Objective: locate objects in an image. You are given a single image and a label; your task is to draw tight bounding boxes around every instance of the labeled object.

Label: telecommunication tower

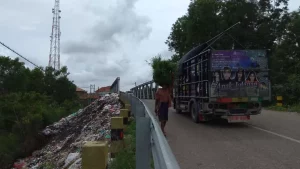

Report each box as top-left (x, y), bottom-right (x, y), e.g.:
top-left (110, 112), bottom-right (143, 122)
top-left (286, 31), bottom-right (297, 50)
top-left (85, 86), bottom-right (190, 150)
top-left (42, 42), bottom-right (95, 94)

top-left (48, 0), bottom-right (61, 70)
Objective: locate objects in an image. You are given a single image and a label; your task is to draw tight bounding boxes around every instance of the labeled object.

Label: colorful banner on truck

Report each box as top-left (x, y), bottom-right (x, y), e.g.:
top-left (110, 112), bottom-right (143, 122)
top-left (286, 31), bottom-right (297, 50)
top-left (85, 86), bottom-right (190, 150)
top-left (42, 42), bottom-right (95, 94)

top-left (210, 50), bottom-right (270, 99)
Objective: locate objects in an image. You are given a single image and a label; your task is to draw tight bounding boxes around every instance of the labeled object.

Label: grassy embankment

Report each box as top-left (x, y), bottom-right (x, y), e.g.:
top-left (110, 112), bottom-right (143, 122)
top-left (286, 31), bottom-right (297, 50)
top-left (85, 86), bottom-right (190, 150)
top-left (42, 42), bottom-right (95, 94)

top-left (109, 120), bottom-right (154, 169)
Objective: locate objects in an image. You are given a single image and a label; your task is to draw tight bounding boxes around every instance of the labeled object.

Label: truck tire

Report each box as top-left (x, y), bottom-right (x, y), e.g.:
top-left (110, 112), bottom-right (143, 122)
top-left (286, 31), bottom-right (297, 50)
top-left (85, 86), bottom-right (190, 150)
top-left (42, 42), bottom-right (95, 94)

top-left (191, 102), bottom-right (200, 123)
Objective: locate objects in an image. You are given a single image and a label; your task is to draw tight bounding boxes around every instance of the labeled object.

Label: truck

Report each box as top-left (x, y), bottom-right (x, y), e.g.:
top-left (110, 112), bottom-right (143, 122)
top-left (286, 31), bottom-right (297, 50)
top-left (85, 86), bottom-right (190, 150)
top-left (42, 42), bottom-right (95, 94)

top-left (173, 43), bottom-right (271, 123)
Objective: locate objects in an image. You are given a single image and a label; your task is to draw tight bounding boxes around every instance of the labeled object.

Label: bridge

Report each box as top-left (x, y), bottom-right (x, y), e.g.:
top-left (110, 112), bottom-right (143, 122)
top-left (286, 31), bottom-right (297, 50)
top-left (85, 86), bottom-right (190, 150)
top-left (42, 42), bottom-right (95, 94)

top-left (113, 78), bottom-right (300, 169)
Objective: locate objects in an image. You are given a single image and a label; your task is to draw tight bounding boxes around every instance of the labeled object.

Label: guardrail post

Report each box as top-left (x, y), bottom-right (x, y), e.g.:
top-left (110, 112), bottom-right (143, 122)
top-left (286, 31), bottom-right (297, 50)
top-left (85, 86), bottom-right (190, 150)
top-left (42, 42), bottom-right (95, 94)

top-left (110, 117), bottom-right (125, 157)
top-left (276, 96), bottom-right (283, 106)
top-left (141, 87), bottom-right (143, 99)
top-left (136, 105), bottom-right (151, 169)
top-left (125, 104), bottom-right (131, 117)
top-left (120, 109), bottom-right (129, 125)
top-left (146, 85), bottom-right (149, 99)
top-left (138, 87), bottom-right (140, 99)
top-left (143, 86), bottom-right (146, 99)
top-left (150, 82), bottom-right (154, 99)
top-left (82, 141), bottom-right (108, 169)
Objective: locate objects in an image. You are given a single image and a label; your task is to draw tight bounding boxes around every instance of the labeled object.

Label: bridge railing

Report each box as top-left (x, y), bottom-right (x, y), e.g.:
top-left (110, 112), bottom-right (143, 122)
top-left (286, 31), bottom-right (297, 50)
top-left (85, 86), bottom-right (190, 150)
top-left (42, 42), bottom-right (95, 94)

top-left (130, 80), bottom-right (158, 99)
top-left (121, 91), bottom-right (180, 169)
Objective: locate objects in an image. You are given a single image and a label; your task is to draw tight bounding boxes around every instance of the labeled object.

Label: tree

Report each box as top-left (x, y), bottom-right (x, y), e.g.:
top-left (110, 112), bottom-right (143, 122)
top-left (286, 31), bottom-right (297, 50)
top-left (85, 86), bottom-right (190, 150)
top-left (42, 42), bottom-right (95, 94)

top-left (166, 0), bottom-right (290, 60)
top-left (149, 54), bottom-right (177, 86)
top-left (27, 68), bottom-right (45, 93)
top-left (0, 56), bottom-right (79, 168)
top-left (0, 57), bottom-right (30, 94)
top-left (271, 9), bottom-right (300, 104)
top-left (165, 0), bottom-right (300, 104)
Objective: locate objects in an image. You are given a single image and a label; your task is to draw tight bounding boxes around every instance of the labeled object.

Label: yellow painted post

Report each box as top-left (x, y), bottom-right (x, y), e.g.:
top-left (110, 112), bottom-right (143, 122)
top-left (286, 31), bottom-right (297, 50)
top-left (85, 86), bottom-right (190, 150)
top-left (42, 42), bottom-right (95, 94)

top-left (120, 109), bottom-right (129, 118)
top-left (120, 109), bottom-right (129, 125)
top-left (125, 104), bottom-right (131, 117)
top-left (125, 104), bottom-right (131, 111)
top-left (110, 117), bottom-right (124, 157)
top-left (82, 141), bottom-right (108, 169)
top-left (111, 117), bottom-right (124, 130)
top-left (276, 96), bottom-right (283, 106)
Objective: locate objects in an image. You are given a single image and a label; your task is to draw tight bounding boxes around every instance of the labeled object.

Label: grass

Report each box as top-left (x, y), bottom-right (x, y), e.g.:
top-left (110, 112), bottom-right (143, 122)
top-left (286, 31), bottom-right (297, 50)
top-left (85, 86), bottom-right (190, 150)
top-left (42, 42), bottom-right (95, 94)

top-left (267, 104), bottom-right (300, 113)
top-left (108, 119), bottom-right (155, 169)
top-left (109, 120), bottom-right (136, 169)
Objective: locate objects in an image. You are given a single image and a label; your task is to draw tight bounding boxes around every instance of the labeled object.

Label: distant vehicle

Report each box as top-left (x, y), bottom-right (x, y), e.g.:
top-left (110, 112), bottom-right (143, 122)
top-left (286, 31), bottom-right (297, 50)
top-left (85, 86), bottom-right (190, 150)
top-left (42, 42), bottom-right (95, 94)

top-left (173, 44), bottom-right (271, 123)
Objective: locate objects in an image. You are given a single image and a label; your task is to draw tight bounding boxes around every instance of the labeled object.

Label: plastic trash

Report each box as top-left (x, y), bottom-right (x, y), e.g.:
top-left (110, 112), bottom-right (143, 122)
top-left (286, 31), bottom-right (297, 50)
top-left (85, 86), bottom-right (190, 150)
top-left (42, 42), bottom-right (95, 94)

top-left (63, 153), bottom-right (80, 168)
top-left (13, 161), bottom-right (26, 169)
top-left (105, 134), bottom-right (111, 139)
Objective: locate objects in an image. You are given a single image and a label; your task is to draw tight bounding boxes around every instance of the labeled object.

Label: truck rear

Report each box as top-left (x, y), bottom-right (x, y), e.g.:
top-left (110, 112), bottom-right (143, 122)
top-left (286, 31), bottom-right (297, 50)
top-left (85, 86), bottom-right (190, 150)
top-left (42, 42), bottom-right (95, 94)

top-left (173, 46), bottom-right (271, 123)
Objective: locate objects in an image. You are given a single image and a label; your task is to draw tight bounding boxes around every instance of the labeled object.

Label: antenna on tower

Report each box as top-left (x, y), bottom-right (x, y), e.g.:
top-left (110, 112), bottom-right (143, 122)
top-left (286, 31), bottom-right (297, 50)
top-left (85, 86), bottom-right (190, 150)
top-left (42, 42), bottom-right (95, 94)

top-left (48, 0), bottom-right (61, 70)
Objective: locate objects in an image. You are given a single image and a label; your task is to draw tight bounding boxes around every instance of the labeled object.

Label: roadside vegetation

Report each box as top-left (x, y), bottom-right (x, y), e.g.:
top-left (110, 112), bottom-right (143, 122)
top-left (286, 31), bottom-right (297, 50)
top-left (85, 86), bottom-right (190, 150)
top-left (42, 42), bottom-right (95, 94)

top-left (267, 105), bottom-right (300, 113)
top-left (109, 120), bottom-right (155, 169)
top-left (109, 120), bottom-right (136, 169)
top-left (0, 56), bottom-right (80, 168)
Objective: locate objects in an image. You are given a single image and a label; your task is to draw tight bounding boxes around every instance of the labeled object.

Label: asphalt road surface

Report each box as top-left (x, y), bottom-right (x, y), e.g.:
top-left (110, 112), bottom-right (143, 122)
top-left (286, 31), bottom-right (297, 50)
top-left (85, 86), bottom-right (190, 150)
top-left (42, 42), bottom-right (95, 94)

top-left (142, 100), bottom-right (300, 169)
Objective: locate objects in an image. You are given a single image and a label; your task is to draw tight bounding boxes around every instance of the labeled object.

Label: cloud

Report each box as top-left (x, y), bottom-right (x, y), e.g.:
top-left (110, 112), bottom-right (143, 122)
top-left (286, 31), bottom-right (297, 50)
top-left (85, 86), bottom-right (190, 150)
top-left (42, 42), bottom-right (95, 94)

top-left (19, 25), bottom-right (36, 31)
top-left (62, 0), bottom-right (151, 55)
top-left (59, 0), bottom-right (152, 90)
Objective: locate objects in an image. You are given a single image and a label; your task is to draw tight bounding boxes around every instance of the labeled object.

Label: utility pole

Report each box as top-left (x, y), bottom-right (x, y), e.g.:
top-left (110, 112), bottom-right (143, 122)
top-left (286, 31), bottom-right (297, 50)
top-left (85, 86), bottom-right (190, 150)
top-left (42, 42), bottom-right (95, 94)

top-left (89, 84), bottom-right (95, 94)
top-left (88, 84), bottom-right (95, 104)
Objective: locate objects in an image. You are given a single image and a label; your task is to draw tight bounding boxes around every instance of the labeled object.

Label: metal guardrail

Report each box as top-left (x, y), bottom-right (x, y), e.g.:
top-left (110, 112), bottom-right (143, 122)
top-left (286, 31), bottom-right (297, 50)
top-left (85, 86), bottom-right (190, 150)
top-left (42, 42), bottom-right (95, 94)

top-left (121, 92), bottom-right (180, 169)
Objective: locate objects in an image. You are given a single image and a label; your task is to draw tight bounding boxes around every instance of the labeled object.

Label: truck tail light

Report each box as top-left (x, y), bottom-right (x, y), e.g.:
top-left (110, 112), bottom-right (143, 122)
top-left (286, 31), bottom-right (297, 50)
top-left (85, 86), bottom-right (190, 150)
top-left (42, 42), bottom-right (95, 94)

top-left (120, 131), bottom-right (124, 140)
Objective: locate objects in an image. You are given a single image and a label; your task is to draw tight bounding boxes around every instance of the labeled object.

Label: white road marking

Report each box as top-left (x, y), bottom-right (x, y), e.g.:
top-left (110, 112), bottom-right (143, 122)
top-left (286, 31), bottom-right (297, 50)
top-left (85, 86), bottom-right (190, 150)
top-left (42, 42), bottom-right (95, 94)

top-left (248, 124), bottom-right (300, 144)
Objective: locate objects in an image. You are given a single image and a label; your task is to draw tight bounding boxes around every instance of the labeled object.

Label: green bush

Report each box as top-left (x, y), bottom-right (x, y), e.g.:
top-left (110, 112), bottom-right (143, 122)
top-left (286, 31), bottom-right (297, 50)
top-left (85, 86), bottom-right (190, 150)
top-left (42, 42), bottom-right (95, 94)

top-left (267, 104), bottom-right (300, 113)
top-left (150, 55), bottom-right (177, 86)
top-left (0, 56), bottom-right (80, 168)
top-left (0, 92), bottom-right (80, 168)
top-left (0, 133), bottom-right (20, 168)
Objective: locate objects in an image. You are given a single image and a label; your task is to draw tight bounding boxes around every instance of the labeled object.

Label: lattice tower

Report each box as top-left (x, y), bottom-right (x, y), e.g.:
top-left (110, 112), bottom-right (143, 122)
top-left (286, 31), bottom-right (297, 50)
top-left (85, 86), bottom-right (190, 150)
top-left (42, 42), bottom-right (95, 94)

top-left (48, 0), bottom-right (61, 70)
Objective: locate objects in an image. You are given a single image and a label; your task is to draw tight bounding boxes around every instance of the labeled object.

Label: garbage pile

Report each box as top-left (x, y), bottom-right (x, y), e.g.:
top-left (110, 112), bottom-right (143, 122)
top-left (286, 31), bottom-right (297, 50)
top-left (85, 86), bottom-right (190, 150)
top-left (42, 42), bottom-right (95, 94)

top-left (12, 93), bottom-right (121, 169)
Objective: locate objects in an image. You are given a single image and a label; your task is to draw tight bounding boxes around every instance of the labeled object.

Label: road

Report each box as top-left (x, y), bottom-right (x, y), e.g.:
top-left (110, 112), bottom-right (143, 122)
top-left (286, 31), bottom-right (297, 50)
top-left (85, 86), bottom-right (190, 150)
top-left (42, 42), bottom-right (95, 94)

top-left (142, 100), bottom-right (300, 169)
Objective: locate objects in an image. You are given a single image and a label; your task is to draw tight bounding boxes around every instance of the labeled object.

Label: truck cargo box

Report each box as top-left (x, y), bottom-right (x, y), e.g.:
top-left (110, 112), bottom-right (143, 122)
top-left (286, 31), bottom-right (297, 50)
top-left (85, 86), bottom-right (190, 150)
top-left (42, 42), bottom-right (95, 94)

top-left (175, 49), bottom-right (271, 101)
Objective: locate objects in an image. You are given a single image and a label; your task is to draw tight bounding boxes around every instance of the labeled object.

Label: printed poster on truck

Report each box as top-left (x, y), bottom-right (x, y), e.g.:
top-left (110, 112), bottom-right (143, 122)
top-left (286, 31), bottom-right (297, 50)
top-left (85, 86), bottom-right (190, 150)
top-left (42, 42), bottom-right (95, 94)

top-left (210, 50), bottom-right (270, 98)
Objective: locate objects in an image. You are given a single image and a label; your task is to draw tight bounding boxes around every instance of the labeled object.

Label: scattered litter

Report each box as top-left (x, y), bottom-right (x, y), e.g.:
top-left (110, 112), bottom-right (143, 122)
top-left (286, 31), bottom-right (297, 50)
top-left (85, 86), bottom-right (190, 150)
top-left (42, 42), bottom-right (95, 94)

top-left (63, 153), bottom-right (80, 168)
top-left (12, 93), bottom-right (121, 169)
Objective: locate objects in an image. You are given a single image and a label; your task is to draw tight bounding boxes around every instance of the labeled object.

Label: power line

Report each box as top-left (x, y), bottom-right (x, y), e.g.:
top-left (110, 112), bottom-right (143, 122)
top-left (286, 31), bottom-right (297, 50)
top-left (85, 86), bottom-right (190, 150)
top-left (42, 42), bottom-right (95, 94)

top-left (0, 41), bottom-right (44, 71)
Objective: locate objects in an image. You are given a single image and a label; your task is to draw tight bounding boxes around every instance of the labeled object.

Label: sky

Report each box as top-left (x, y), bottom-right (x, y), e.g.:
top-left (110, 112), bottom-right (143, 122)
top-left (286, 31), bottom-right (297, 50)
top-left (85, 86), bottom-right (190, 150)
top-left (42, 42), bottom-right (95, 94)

top-left (0, 0), bottom-right (299, 92)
